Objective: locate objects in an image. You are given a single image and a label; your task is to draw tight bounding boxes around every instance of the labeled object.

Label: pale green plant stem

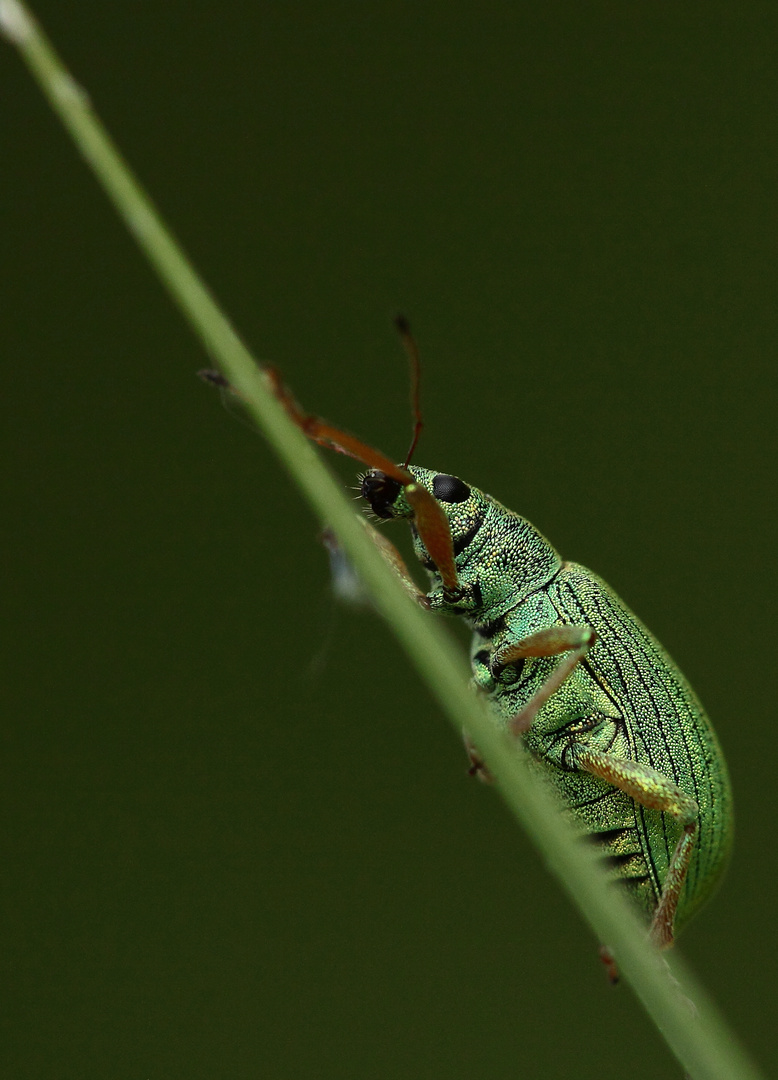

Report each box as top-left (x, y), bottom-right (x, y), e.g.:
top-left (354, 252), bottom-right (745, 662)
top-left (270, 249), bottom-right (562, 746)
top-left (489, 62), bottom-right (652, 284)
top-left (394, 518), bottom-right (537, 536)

top-left (1, 4), bottom-right (763, 1078)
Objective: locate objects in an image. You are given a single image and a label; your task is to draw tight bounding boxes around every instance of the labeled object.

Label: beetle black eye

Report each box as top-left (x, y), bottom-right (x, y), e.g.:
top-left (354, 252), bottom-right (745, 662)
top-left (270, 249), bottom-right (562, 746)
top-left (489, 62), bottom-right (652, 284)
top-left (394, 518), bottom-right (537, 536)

top-left (433, 474), bottom-right (471, 503)
top-left (361, 470), bottom-right (403, 519)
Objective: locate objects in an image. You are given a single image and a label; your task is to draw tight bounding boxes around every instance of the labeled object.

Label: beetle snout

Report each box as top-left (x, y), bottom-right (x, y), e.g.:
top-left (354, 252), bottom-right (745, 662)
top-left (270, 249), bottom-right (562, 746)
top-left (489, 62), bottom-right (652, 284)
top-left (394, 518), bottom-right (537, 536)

top-left (361, 470), bottom-right (403, 519)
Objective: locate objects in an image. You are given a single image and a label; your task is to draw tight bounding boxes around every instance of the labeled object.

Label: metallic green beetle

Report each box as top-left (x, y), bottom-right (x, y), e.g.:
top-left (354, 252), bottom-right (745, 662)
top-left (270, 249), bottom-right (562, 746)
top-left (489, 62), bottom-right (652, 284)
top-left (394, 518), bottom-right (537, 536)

top-left (265, 346), bottom-right (733, 956)
top-left (360, 464), bottom-right (733, 951)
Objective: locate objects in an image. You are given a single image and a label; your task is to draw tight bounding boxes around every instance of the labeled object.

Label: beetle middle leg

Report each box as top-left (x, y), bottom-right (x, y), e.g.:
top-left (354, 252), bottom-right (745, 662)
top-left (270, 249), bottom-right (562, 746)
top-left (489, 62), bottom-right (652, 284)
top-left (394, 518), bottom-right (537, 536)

top-left (491, 624), bottom-right (597, 736)
top-left (466, 624), bottom-right (595, 780)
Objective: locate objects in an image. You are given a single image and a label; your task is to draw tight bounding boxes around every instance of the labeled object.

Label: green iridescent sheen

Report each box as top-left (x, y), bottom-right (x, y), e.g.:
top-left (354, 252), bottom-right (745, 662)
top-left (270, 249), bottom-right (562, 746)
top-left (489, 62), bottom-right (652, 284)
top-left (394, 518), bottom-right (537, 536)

top-left (374, 465), bottom-right (732, 939)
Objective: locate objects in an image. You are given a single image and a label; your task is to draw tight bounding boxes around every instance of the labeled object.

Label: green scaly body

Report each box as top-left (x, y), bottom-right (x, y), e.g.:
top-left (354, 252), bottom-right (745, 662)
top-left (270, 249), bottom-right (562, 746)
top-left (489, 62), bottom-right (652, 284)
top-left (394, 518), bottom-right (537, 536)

top-left (377, 465), bottom-right (732, 933)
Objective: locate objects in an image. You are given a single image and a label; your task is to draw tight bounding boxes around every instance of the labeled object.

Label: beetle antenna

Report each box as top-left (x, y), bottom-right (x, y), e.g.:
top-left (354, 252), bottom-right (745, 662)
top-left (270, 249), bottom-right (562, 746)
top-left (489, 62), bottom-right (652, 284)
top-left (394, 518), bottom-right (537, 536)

top-left (394, 315), bottom-right (424, 468)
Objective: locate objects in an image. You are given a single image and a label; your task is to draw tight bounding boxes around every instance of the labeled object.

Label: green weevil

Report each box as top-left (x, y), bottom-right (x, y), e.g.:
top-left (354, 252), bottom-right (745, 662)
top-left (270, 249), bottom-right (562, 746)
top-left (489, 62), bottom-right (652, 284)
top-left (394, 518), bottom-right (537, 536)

top-left (356, 461), bottom-right (733, 957)
top-left (217, 324), bottom-right (732, 963)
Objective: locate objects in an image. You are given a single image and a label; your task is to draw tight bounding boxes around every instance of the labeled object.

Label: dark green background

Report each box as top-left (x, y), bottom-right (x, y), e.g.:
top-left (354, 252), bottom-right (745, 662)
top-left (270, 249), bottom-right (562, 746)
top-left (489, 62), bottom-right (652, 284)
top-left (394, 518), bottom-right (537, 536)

top-left (3, 3), bottom-right (776, 1077)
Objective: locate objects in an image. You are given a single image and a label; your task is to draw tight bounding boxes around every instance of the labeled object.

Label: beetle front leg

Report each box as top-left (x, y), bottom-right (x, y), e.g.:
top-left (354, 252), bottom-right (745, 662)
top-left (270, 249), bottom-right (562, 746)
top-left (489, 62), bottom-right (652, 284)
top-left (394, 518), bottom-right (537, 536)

top-left (570, 747), bottom-right (699, 949)
top-left (365, 523), bottom-right (430, 608)
top-left (321, 523), bottom-right (430, 609)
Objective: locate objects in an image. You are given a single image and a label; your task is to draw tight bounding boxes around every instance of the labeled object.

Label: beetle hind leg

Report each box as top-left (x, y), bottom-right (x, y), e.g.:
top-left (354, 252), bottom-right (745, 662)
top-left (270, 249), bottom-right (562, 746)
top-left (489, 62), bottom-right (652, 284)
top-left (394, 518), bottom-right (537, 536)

top-left (570, 747), bottom-right (699, 948)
